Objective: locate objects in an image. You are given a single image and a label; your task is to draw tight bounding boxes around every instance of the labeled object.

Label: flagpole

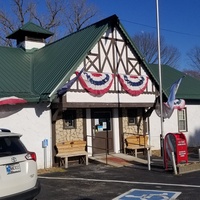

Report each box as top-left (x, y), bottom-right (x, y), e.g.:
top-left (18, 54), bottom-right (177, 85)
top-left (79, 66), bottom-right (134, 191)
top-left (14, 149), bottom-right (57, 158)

top-left (156, 0), bottom-right (164, 155)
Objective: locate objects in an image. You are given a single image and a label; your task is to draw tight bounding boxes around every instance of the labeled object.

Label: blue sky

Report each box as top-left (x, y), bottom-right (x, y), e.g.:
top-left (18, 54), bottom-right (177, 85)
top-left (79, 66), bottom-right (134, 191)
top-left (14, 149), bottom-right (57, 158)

top-left (88, 0), bottom-right (200, 70)
top-left (2, 0), bottom-right (200, 70)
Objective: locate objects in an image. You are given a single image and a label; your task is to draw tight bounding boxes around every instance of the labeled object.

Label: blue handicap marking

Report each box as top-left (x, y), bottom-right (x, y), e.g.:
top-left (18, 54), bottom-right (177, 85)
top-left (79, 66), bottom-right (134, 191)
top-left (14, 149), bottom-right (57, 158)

top-left (113, 189), bottom-right (181, 200)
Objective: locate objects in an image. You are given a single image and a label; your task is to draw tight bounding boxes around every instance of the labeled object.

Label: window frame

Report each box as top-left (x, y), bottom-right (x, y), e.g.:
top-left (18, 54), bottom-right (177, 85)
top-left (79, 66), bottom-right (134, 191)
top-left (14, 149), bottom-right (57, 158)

top-left (127, 108), bottom-right (138, 126)
top-left (93, 110), bottom-right (112, 132)
top-left (63, 110), bottom-right (76, 129)
top-left (177, 108), bottom-right (188, 132)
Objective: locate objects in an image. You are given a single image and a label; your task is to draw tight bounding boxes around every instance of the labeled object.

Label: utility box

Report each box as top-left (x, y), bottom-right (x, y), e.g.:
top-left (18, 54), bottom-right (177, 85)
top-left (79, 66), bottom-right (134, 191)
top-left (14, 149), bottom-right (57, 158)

top-left (164, 132), bottom-right (188, 170)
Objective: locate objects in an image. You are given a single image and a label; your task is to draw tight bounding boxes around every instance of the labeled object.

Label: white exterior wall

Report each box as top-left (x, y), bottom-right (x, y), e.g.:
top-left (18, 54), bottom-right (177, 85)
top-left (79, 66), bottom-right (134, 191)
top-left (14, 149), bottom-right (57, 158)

top-left (18, 41), bottom-right (45, 50)
top-left (67, 92), bottom-right (155, 104)
top-left (0, 103), bottom-right (52, 169)
top-left (149, 111), bottom-right (178, 150)
top-left (149, 104), bottom-right (200, 150)
top-left (186, 105), bottom-right (200, 147)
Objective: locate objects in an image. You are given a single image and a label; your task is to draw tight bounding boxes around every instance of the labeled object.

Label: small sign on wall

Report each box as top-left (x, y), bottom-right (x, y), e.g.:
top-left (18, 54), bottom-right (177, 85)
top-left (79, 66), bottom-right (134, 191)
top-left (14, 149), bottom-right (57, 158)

top-left (97, 125), bottom-right (103, 131)
top-left (42, 139), bottom-right (48, 148)
top-left (102, 122), bottom-right (107, 129)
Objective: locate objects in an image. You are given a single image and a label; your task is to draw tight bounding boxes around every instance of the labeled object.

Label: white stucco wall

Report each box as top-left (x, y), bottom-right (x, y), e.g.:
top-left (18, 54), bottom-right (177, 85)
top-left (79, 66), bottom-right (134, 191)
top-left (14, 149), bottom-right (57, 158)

top-left (67, 91), bottom-right (155, 104)
top-left (18, 41), bottom-right (45, 50)
top-left (149, 104), bottom-right (200, 150)
top-left (149, 111), bottom-right (177, 150)
top-left (0, 103), bottom-right (52, 169)
top-left (185, 104), bottom-right (200, 147)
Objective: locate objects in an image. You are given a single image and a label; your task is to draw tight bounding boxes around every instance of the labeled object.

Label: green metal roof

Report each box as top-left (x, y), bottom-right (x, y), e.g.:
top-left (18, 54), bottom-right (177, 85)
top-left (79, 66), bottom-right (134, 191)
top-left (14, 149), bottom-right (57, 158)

top-left (0, 46), bottom-right (40, 101)
top-left (32, 15), bottom-right (120, 100)
top-left (148, 64), bottom-right (200, 100)
top-left (7, 22), bottom-right (53, 39)
top-left (1, 15), bottom-right (200, 103)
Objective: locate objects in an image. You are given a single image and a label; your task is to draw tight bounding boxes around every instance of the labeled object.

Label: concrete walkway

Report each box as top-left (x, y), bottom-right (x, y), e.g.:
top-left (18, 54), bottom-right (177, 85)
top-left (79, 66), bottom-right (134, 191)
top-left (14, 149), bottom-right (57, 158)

top-left (89, 153), bottom-right (149, 167)
top-left (89, 152), bottom-right (200, 174)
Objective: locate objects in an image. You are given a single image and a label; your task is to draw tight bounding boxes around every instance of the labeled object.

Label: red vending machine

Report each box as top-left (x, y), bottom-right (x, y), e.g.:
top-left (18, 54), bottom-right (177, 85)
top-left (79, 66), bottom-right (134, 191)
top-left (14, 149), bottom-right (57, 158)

top-left (164, 132), bottom-right (188, 170)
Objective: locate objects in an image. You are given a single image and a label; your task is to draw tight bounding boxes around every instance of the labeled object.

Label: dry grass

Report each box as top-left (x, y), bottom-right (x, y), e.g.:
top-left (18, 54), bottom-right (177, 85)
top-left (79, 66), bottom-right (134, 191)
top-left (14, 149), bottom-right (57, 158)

top-left (37, 167), bottom-right (66, 175)
top-left (151, 150), bottom-right (161, 157)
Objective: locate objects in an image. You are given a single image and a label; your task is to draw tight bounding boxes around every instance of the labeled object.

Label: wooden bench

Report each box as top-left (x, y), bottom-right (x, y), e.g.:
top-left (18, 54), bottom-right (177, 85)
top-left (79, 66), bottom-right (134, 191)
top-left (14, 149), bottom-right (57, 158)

top-left (125, 135), bottom-right (150, 157)
top-left (56, 140), bottom-right (88, 168)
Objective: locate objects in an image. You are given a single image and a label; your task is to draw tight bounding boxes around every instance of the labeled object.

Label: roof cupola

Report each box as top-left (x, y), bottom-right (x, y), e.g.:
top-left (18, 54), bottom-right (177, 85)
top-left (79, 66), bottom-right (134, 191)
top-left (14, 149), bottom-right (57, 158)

top-left (6, 22), bottom-right (53, 51)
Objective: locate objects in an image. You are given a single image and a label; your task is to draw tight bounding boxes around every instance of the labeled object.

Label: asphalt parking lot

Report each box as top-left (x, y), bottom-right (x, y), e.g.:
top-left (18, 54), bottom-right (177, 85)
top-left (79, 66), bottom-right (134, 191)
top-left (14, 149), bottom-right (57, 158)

top-left (36, 160), bottom-right (200, 200)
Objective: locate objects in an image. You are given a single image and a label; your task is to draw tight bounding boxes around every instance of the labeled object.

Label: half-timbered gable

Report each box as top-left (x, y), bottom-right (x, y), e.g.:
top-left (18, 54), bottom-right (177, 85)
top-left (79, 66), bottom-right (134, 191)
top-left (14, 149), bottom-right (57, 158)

top-left (65, 26), bottom-right (156, 108)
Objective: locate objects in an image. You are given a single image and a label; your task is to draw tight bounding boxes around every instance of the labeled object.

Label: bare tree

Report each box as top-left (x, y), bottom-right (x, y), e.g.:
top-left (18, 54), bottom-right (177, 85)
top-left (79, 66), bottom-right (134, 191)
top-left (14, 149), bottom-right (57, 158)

top-left (63, 0), bottom-right (98, 34)
top-left (187, 46), bottom-right (200, 71)
top-left (183, 69), bottom-right (200, 80)
top-left (0, 0), bottom-right (97, 46)
top-left (0, 0), bottom-right (35, 46)
top-left (132, 32), bottom-right (181, 68)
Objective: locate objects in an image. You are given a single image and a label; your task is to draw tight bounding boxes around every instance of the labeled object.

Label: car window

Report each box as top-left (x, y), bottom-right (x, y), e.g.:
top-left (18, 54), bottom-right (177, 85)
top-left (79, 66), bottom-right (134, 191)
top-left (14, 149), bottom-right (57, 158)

top-left (0, 137), bottom-right (27, 157)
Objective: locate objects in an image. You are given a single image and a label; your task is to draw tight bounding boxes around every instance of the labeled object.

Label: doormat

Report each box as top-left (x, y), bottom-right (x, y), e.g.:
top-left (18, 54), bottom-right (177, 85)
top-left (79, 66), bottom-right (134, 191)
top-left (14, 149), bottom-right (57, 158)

top-left (101, 156), bottom-right (133, 167)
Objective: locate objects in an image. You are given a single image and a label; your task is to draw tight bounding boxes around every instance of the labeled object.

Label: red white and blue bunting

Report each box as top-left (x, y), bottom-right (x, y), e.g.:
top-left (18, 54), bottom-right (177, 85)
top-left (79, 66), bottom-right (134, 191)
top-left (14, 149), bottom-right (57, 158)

top-left (118, 74), bottom-right (149, 96)
top-left (0, 96), bottom-right (27, 106)
top-left (76, 71), bottom-right (114, 96)
top-left (76, 71), bottom-right (149, 96)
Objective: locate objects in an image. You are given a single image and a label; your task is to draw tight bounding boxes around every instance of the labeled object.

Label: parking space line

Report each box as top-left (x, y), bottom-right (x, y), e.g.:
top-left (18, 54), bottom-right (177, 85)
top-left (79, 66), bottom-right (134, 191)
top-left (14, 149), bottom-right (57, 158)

top-left (39, 176), bottom-right (200, 188)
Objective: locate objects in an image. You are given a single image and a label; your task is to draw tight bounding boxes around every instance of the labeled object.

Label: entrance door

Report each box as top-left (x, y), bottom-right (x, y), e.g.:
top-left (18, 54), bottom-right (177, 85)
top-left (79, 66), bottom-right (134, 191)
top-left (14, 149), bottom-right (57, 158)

top-left (91, 109), bottom-right (114, 155)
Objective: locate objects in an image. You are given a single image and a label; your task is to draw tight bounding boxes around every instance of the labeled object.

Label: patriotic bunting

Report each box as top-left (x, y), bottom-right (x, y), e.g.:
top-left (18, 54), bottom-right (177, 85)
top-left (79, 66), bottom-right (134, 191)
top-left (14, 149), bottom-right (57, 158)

top-left (0, 96), bottom-right (27, 106)
top-left (118, 74), bottom-right (148, 96)
top-left (76, 71), bottom-right (149, 96)
top-left (76, 71), bottom-right (114, 96)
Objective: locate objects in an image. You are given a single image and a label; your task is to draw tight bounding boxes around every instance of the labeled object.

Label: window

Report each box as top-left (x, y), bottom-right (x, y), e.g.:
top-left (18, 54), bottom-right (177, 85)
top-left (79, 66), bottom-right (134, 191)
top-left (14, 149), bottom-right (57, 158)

top-left (127, 108), bottom-right (137, 125)
top-left (63, 110), bottom-right (76, 129)
top-left (178, 108), bottom-right (187, 132)
top-left (93, 111), bottom-right (111, 131)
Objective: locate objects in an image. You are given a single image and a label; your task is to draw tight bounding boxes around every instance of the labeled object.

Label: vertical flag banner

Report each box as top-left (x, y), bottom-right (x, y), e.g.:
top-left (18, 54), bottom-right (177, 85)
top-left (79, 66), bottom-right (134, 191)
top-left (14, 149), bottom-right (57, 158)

top-left (57, 68), bottom-right (84, 97)
top-left (167, 77), bottom-right (183, 109)
top-left (155, 76), bottom-right (185, 119)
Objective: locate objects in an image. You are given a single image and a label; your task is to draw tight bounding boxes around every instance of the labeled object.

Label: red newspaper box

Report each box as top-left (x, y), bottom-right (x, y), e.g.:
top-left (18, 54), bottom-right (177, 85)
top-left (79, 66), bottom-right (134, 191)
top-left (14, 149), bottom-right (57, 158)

top-left (164, 132), bottom-right (188, 170)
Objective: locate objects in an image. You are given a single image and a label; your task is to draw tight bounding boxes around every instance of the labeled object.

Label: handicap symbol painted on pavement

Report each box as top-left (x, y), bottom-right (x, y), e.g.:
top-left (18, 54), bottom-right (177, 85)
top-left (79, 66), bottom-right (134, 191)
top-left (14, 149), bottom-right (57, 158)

top-left (113, 189), bottom-right (181, 200)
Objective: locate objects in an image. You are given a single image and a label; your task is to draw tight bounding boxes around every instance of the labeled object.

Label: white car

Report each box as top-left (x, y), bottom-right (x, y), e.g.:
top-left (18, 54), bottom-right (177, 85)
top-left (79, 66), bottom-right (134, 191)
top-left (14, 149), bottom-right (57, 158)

top-left (0, 129), bottom-right (40, 200)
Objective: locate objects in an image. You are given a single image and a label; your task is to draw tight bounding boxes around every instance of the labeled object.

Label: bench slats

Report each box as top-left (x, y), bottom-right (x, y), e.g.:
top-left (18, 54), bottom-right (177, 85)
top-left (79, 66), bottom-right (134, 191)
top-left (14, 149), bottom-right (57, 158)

top-left (125, 135), bottom-right (148, 147)
top-left (56, 140), bottom-right (88, 168)
top-left (57, 147), bottom-right (86, 154)
top-left (125, 135), bottom-right (149, 157)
